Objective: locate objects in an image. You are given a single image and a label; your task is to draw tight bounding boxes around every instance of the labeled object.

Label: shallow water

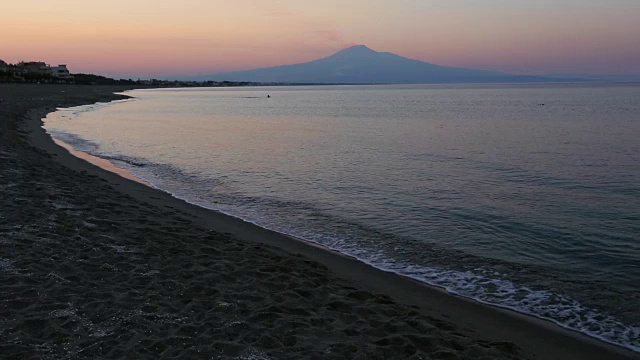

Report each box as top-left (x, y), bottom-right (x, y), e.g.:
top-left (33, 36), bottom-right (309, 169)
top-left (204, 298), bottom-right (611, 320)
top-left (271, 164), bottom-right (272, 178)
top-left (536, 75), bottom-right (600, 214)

top-left (45, 83), bottom-right (640, 351)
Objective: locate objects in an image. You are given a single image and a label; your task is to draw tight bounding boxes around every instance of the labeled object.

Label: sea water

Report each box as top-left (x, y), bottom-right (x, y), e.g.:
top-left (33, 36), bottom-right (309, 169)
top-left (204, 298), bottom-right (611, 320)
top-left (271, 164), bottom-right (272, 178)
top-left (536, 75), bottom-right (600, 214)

top-left (44, 83), bottom-right (640, 351)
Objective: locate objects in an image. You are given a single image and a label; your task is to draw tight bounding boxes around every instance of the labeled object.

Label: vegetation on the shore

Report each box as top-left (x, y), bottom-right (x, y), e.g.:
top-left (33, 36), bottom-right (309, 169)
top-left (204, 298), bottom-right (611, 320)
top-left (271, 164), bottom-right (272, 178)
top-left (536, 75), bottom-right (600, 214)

top-left (0, 59), bottom-right (252, 87)
top-left (70, 74), bottom-right (250, 87)
top-left (71, 74), bottom-right (137, 85)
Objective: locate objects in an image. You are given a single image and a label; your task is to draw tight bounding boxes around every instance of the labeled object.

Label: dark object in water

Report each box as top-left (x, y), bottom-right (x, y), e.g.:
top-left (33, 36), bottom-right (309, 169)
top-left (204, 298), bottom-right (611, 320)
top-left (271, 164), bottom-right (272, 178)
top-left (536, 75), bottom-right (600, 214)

top-left (267, 94), bottom-right (271, 98)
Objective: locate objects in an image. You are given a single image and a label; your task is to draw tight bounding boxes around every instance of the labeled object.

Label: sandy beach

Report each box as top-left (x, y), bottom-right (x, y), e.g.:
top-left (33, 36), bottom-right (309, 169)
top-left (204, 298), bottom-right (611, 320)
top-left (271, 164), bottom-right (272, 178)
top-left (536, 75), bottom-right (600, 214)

top-left (0, 83), bottom-right (636, 359)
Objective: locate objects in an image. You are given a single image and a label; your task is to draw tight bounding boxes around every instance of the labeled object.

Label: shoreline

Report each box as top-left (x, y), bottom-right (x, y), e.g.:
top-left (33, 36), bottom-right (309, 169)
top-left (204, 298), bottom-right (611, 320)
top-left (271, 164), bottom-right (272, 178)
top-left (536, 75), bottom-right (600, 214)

top-left (2, 84), bottom-right (636, 359)
top-left (42, 113), bottom-right (640, 355)
top-left (50, 137), bottom-right (152, 187)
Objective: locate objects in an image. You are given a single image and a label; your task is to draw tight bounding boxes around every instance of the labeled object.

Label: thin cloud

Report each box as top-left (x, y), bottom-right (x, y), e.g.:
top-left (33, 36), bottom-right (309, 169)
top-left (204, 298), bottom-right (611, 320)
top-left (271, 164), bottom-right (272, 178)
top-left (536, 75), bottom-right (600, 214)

top-left (313, 30), bottom-right (356, 49)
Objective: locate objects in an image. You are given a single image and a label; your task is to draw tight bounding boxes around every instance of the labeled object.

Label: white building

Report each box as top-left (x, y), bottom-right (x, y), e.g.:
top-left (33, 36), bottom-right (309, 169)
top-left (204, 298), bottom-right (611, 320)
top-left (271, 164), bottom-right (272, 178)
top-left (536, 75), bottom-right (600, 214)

top-left (51, 65), bottom-right (71, 79)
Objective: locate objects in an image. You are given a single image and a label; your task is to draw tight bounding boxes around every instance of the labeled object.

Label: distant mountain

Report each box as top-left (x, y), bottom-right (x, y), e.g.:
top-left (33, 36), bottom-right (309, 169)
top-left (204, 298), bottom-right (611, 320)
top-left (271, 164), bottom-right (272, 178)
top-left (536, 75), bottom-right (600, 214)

top-left (195, 45), bottom-right (555, 84)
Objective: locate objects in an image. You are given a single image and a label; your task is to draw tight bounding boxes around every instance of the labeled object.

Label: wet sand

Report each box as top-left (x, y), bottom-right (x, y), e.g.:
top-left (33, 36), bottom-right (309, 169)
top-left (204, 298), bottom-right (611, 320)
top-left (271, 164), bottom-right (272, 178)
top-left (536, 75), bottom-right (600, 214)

top-left (0, 83), bottom-right (636, 359)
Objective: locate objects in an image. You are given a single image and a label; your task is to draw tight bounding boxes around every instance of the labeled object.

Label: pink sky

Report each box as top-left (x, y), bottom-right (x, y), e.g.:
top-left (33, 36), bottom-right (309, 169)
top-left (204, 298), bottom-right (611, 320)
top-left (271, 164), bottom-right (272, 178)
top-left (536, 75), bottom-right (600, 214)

top-left (2, 0), bottom-right (639, 78)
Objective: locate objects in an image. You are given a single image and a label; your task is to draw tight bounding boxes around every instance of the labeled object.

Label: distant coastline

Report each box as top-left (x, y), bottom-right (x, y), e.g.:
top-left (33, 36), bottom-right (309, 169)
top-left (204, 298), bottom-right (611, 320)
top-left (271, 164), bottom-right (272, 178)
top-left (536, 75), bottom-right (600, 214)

top-left (5, 53), bottom-right (639, 89)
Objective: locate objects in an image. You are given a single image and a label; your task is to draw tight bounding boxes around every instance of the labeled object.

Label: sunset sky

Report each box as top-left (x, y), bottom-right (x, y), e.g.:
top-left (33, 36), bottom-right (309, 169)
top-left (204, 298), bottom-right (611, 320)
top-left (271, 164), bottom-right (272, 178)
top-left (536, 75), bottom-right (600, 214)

top-left (2, 0), bottom-right (639, 79)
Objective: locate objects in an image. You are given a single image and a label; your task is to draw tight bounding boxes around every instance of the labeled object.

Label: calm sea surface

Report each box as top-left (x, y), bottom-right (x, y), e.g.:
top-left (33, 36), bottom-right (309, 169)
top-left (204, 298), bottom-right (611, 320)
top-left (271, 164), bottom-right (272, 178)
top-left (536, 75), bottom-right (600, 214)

top-left (45, 84), bottom-right (640, 351)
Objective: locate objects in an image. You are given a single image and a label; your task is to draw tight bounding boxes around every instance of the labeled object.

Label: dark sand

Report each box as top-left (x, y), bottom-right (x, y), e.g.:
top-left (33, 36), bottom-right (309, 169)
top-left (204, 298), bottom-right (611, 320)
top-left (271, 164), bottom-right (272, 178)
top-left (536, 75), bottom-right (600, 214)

top-left (0, 84), bottom-right (636, 359)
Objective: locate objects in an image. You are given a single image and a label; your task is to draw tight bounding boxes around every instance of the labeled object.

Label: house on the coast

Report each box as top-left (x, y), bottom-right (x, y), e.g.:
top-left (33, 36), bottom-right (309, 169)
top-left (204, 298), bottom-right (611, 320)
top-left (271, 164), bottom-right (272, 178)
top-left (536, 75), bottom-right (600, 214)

top-left (0, 61), bottom-right (74, 82)
top-left (15, 61), bottom-right (52, 76)
top-left (51, 65), bottom-right (71, 79)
